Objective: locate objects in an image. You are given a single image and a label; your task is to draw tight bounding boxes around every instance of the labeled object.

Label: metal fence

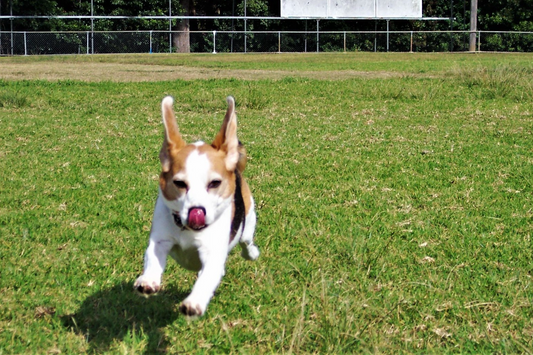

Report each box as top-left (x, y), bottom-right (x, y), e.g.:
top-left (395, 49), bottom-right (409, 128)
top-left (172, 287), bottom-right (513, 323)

top-left (1, 30), bottom-right (533, 55)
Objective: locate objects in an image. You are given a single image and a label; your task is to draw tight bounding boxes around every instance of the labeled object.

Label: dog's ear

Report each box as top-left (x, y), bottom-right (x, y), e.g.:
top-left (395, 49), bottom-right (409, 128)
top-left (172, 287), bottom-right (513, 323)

top-left (160, 96), bottom-right (186, 172)
top-left (159, 139), bottom-right (171, 172)
top-left (212, 96), bottom-right (239, 172)
top-left (211, 96), bottom-right (233, 150)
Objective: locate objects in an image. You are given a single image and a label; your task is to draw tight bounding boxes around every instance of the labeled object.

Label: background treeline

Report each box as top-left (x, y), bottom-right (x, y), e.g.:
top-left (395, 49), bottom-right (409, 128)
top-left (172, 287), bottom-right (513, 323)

top-left (1, 0), bottom-right (532, 52)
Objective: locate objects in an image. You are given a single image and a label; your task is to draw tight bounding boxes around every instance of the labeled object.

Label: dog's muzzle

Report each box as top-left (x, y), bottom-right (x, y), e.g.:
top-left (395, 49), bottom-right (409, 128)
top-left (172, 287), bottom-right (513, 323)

top-left (172, 208), bottom-right (207, 231)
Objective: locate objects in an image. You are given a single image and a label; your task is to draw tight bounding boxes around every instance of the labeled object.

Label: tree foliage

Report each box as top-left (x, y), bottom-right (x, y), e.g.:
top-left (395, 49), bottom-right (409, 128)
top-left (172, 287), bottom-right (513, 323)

top-left (2, 0), bottom-right (532, 32)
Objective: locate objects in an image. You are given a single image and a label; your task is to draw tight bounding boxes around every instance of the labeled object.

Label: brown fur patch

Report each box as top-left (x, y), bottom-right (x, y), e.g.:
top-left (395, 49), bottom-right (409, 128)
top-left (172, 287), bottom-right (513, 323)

top-left (160, 145), bottom-right (195, 201)
top-left (240, 177), bottom-right (253, 216)
top-left (196, 145), bottom-right (252, 216)
top-left (160, 144), bottom-right (243, 203)
top-left (197, 144), bottom-right (236, 200)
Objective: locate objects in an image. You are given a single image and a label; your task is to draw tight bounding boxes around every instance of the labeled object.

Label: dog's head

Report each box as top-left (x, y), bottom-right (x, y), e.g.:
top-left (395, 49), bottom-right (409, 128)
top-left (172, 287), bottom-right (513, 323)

top-left (158, 96), bottom-right (244, 231)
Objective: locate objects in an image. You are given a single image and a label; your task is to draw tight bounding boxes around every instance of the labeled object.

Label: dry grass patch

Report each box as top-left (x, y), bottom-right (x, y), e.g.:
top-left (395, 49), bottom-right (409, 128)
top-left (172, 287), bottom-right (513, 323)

top-left (0, 60), bottom-right (403, 81)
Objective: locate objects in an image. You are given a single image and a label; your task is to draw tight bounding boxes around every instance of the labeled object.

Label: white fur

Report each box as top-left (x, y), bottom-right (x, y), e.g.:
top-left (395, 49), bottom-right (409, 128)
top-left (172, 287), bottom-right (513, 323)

top-left (134, 139), bottom-right (259, 317)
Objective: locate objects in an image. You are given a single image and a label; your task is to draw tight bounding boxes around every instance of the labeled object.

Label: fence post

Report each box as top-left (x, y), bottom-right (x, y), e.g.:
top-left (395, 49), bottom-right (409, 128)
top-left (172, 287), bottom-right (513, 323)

top-left (343, 31), bottom-right (346, 52)
top-left (316, 19), bottom-right (319, 53)
top-left (305, 20), bottom-right (308, 52)
top-left (149, 31), bottom-right (153, 53)
top-left (386, 19), bottom-right (390, 52)
top-left (86, 31), bottom-right (90, 54)
top-left (212, 30), bottom-right (217, 54)
top-left (244, 19), bottom-right (247, 53)
top-left (478, 31), bottom-right (481, 51)
top-left (410, 31), bottom-right (413, 52)
top-left (374, 20), bottom-right (377, 52)
top-left (278, 31), bottom-right (281, 53)
top-left (10, 16), bottom-right (14, 55)
top-left (24, 32), bottom-right (27, 56)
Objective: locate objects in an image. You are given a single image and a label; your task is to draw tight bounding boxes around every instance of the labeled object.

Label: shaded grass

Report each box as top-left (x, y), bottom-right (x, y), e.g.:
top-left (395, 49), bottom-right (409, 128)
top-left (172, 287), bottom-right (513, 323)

top-left (0, 90), bottom-right (29, 108)
top-left (0, 54), bottom-right (532, 353)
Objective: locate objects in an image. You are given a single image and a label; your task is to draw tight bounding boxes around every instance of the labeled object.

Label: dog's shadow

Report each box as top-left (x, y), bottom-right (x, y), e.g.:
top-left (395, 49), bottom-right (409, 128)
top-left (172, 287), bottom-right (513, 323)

top-left (61, 282), bottom-right (188, 354)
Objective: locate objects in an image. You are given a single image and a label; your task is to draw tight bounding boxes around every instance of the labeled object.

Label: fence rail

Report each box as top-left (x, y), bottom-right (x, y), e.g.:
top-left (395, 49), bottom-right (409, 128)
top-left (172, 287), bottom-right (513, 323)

top-left (1, 30), bottom-right (533, 55)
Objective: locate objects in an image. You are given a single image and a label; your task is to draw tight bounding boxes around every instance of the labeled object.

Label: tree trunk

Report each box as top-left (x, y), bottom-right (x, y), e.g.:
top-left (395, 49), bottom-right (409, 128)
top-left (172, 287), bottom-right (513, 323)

top-left (174, 0), bottom-right (190, 53)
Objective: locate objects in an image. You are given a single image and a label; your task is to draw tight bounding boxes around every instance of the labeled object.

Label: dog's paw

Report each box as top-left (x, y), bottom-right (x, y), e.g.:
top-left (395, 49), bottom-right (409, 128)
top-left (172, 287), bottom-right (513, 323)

top-left (179, 300), bottom-right (205, 317)
top-left (241, 243), bottom-right (260, 261)
top-left (133, 276), bottom-right (161, 295)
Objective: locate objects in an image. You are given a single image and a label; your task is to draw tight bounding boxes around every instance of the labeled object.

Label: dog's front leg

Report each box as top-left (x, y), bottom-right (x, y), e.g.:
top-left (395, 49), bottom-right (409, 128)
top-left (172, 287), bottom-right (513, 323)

top-left (179, 248), bottom-right (228, 317)
top-left (134, 238), bottom-right (173, 295)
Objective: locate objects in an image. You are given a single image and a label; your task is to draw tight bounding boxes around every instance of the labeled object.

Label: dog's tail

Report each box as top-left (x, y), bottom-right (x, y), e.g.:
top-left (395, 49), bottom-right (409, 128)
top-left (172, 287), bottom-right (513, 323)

top-left (237, 141), bottom-right (247, 173)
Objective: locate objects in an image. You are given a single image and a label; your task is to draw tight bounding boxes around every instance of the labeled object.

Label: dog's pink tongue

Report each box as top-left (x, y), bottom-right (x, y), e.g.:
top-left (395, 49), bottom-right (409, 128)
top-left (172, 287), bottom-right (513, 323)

top-left (188, 208), bottom-right (206, 230)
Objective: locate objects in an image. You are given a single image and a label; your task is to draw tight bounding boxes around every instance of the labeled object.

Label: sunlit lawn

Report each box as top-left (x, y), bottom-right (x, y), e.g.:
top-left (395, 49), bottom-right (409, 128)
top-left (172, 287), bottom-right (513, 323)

top-left (0, 53), bottom-right (532, 353)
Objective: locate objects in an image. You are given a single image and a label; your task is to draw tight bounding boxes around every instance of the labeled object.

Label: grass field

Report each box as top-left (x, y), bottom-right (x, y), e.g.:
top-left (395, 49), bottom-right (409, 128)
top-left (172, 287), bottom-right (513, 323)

top-left (1, 52), bottom-right (532, 354)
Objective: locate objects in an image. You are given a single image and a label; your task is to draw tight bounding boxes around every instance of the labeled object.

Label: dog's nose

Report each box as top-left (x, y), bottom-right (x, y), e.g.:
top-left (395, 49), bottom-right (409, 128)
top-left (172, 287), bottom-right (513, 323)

top-left (188, 207), bottom-right (206, 230)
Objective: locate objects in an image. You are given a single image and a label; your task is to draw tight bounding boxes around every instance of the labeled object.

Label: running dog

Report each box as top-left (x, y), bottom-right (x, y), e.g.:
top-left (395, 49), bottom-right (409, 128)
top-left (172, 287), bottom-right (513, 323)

top-left (134, 96), bottom-right (259, 317)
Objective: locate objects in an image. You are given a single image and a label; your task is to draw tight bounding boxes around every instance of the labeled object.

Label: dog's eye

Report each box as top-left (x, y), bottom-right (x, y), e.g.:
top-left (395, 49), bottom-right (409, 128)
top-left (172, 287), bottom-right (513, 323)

top-left (208, 180), bottom-right (222, 189)
top-left (173, 180), bottom-right (188, 189)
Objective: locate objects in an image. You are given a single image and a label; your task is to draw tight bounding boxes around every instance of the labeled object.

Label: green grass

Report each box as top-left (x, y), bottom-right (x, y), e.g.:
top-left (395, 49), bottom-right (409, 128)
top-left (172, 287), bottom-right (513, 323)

top-left (0, 53), bottom-right (532, 354)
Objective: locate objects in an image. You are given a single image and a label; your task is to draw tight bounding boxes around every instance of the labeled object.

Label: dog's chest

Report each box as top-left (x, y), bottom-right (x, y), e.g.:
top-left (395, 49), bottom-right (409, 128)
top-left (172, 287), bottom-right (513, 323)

top-left (169, 243), bottom-right (202, 271)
